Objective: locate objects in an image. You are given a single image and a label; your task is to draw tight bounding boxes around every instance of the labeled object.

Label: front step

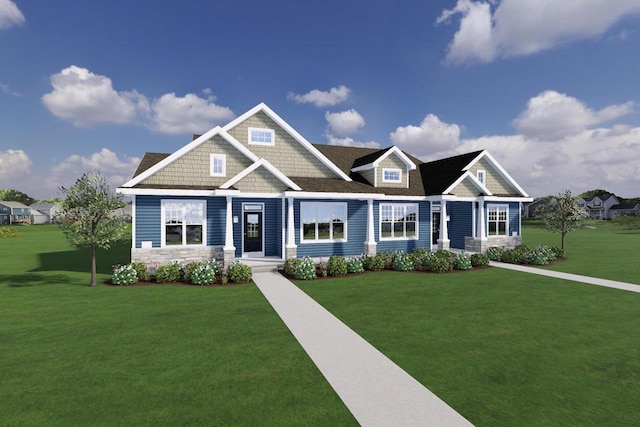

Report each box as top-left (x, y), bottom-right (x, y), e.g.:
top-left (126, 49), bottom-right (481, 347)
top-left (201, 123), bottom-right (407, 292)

top-left (239, 258), bottom-right (283, 274)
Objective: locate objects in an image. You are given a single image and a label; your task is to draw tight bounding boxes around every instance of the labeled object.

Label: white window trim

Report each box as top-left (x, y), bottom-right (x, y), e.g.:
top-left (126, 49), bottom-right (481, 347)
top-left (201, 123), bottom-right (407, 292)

top-left (300, 202), bottom-right (348, 243)
top-left (210, 154), bottom-right (226, 177)
top-left (487, 204), bottom-right (508, 237)
top-left (477, 169), bottom-right (486, 185)
top-left (160, 199), bottom-right (207, 247)
top-left (248, 127), bottom-right (275, 146)
top-left (379, 203), bottom-right (419, 240)
top-left (382, 168), bottom-right (402, 183)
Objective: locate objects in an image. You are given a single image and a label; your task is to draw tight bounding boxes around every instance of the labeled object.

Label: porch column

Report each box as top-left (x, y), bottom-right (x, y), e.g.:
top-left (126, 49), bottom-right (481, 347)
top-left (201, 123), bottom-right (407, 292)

top-left (223, 196), bottom-right (235, 269)
top-left (364, 199), bottom-right (377, 255)
top-left (438, 200), bottom-right (450, 250)
top-left (285, 197), bottom-right (297, 259)
top-left (477, 198), bottom-right (486, 240)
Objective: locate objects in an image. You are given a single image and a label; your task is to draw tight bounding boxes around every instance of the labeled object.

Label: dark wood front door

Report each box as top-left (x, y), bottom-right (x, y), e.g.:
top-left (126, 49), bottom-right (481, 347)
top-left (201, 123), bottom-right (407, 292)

top-left (432, 212), bottom-right (440, 245)
top-left (244, 211), bottom-right (263, 253)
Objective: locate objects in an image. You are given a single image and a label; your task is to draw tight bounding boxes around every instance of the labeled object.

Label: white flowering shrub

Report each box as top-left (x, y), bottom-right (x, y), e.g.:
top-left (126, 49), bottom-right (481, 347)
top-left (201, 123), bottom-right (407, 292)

top-left (111, 264), bottom-right (138, 285)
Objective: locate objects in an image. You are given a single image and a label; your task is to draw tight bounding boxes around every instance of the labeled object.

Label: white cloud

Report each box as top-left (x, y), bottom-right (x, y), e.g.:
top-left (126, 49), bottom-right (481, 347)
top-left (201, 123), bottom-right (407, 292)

top-left (437, 0), bottom-right (640, 64)
top-left (42, 66), bottom-right (234, 133)
top-left (513, 90), bottom-right (634, 140)
top-left (0, 149), bottom-right (32, 180)
top-left (0, 82), bottom-right (21, 97)
top-left (389, 114), bottom-right (461, 158)
top-left (326, 135), bottom-right (380, 149)
top-left (287, 85), bottom-right (350, 107)
top-left (0, 0), bottom-right (25, 29)
top-left (149, 93), bottom-right (235, 134)
top-left (325, 109), bottom-right (365, 136)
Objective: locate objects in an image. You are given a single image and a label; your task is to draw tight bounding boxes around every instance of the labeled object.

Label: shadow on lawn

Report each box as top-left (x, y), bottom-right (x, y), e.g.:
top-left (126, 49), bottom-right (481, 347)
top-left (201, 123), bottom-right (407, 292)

top-left (2, 272), bottom-right (87, 287)
top-left (30, 240), bottom-right (131, 276)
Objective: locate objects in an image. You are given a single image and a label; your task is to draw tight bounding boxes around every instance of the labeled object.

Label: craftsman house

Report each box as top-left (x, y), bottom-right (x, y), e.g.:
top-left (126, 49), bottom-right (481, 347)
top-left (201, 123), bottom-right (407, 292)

top-left (118, 103), bottom-right (531, 266)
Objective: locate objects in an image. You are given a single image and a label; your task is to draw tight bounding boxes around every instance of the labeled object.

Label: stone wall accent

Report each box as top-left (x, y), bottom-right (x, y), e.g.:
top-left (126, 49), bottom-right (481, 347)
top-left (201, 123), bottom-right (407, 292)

top-left (141, 135), bottom-right (253, 187)
top-left (226, 111), bottom-right (338, 179)
top-left (468, 157), bottom-right (516, 195)
top-left (131, 246), bottom-right (224, 266)
top-left (464, 236), bottom-right (522, 252)
top-left (376, 155), bottom-right (407, 188)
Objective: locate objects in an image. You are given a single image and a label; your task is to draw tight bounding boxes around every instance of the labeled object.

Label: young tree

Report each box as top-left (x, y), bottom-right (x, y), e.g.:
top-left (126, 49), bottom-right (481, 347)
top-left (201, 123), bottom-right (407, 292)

top-left (536, 190), bottom-right (588, 251)
top-left (58, 172), bottom-right (127, 287)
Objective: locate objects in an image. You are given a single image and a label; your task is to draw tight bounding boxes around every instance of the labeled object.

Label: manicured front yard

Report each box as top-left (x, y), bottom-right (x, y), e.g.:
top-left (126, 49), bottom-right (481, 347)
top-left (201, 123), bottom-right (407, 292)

top-left (297, 270), bottom-right (640, 427)
top-left (0, 225), bottom-right (356, 426)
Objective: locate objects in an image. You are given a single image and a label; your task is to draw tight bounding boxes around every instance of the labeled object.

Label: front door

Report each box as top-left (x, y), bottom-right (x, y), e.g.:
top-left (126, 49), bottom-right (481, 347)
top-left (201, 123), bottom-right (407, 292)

top-left (432, 211), bottom-right (440, 245)
top-left (243, 207), bottom-right (263, 256)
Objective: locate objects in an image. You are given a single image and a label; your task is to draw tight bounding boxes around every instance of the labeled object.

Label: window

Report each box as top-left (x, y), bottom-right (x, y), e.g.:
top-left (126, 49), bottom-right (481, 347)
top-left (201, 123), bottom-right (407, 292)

top-left (382, 168), bottom-right (402, 183)
top-left (301, 202), bottom-right (347, 242)
top-left (477, 170), bottom-right (486, 184)
top-left (210, 154), bottom-right (226, 177)
top-left (487, 205), bottom-right (508, 236)
top-left (248, 127), bottom-right (275, 145)
top-left (380, 204), bottom-right (418, 239)
top-left (161, 200), bottom-right (206, 246)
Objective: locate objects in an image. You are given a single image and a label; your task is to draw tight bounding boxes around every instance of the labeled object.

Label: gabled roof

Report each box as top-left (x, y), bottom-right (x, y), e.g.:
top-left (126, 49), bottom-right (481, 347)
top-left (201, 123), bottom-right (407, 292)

top-left (220, 158), bottom-right (301, 191)
top-left (419, 151), bottom-right (482, 195)
top-left (611, 203), bottom-right (640, 210)
top-left (350, 146), bottom-right (417, 172)
top-left (29, 203), bottom-right (58, 210)
top-left (133, 153), bottom-right (170, 177)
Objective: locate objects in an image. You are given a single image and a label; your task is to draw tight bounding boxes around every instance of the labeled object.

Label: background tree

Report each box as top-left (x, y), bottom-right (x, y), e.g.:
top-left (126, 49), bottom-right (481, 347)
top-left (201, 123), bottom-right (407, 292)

top-left (0, 188), bottom-right (35, 205)
top-left (536, 190), bottom-right (588, 251)
top-left (58, 172), bottom-right (127, 287)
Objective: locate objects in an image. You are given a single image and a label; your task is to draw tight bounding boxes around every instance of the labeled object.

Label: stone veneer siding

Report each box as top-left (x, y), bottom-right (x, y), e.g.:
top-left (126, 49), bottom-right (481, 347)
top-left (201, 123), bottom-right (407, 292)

top-left (131, 246), bottom-right (224, 266)
top-left (465, 235), bottom-right (522, 252)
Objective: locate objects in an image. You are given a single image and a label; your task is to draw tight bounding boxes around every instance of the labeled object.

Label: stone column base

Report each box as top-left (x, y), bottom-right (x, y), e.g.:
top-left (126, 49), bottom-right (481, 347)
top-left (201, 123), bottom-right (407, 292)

top-left (285, 245), bottom-right (297, 260)
top-left (364, 242), bottom-right (377, 256)
top-left (222, 248), bottom-right (236, 272)
top-left (437, 239), bottom-right (450, 250)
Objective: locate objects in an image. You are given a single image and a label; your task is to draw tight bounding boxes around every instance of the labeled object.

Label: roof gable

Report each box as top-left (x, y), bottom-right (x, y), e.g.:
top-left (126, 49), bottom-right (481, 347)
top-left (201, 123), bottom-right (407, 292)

top-left (351, 146), bottom-right (417, 172)
top-left (220, 158), bottom-right (301, 191)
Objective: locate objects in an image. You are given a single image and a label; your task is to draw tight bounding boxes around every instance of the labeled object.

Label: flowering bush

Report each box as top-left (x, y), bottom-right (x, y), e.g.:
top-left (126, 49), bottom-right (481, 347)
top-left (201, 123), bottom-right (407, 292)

top-left (227, 260), bottom-right (252, 283)
top-left (184, 261), bottom-right (204, 282)
top-left (376, 251), bottom-right (393, 269)
top-left (411, 248), bottom-right (432, 269)
top-left (500, 248), bottom-right (526, 264)
top-left (129, 262), bottom-right (149, 282)
top-left (392, 251), bottom-right (414, 271)
top-left (327, 255), bottom-right (347, 276)
top-left (452, 252), bottom-right (472, 270)
top-left (294, 256), bottom-right (316, 280)
top-left (346, 257), bottom-right (365, 274)
top-left (206, 259), bottom-right (222, 276)
top-left (470, 253), bottom-right (490, 268)
top-left (551, 246), bottom-right (565, 259)
top-left (112, 264), bottom-right (138, 285)
top-left (191, 264), bottom-right (216, 285)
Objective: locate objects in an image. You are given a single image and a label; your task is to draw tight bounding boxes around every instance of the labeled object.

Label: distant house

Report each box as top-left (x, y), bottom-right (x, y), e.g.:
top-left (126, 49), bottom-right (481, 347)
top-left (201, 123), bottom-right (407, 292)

top-left (29, 202), bottom-right (61, 224)
top-left (0, 201), bottom-right (31, 225)
top-left (522, 199), bottom-right (548, 218)
top-left (610, 203), bottom-right (640, 217)
top-left (577, 193), bottom-right (638, 219)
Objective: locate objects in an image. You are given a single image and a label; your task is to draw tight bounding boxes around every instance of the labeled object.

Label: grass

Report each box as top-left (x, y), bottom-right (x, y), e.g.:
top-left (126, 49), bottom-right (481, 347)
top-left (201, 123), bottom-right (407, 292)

top-left (522, 219), bottom-right (640, 284)
top-left (297, 270), bottom-right (640, 426)
top-left (0, 225), bottom-right (356, 426)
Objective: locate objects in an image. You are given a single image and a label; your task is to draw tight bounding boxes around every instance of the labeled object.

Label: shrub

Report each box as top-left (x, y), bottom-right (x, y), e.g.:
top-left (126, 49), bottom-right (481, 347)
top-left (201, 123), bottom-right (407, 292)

top-left (327, 255), bottom-right (347, 277)
top-left (0, 227), bottom-right (21, 238)
top-left (376, 251), bottom-right (393, 269)
top-left (205, 259), bottom-right (222, 276)
top-left (501, 248), bottom-right (525, 264)
top-left (551, 246), bottom-right (565, 258)
top-left (428, 255), bottom-right (453, 273)
top-left (190, 263), bottom-right (216, 285)
top-left (392, 251), bottom-right (414, 271)
top-left (362, 253), bottom-right (385, 271)
top-left (183, 261), bottom-right (204, 282)
top-left (470, 253), bottom-right (490, 268)
top-left (486, 246), bottom-right (504, 261)
top-left (435, 249), bottom-right (455, 259)
top-left (227, 260), bottom-right (252, 283)
top-left (346, 257), bottom-right (365, 274)
top-left (453, 252), bottom-right (472, 270)
top-left (283, 258), bottom-right (299, 277)
top-left (111, 264), bottom-right (138, 285)
top-left (130, 262), bottom-right (150, 282)
top-left (294, 256), bottom-right (316, 280)
top-left (155, 263), bottom-right (182, 283)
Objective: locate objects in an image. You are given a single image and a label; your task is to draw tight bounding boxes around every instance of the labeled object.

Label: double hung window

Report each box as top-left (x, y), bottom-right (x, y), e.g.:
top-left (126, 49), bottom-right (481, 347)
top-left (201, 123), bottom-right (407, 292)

top-left (162, 200), bottom-right (206, 246)
top-left (301, 202), bottom-right (347, 242)
top-left (487, 205), bottom-right (508, 236)
top-left (380, 204), bottom-right (417, 239)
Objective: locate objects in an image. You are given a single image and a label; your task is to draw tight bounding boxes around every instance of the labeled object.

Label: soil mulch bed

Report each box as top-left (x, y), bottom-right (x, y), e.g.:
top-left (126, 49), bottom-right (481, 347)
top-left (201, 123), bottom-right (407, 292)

top-left (105, 280), bottom-right (253, 287)
top-left (278, 265), bottom-right (492, 281)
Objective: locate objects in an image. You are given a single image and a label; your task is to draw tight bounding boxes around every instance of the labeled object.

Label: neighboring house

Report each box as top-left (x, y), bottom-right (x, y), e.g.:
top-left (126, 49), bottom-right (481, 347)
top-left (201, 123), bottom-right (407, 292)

top-left (117, 103), bottom-right (531, 267)
top-left (522, 199), bottom-right (548, 218)
top-left (29, 203), bottom-right (61, 224)
top-left (576, 193), bottom-right (636, 219)
top-left (0, 201), bottom-right (31, 225)
top-left (610, 203), bottom-right (640, 217)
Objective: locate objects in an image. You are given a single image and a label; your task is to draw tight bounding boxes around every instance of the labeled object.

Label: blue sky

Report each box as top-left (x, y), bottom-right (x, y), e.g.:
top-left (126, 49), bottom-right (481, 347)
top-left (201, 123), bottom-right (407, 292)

top-left (1, 0), bottom-right (640, 199)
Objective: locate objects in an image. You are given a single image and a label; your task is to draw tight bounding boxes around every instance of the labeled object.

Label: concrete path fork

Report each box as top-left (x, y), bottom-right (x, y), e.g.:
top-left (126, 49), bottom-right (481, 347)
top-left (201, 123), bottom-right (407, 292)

top-left (253, 271), bottom-right (473, 427)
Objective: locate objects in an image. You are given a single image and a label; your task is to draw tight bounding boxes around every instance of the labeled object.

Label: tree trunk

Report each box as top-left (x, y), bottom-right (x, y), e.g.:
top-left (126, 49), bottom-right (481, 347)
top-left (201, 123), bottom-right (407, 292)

top-left (561, 232), bottom-right (566, 250)
top-left (89, 243), bottom-right (97, 287)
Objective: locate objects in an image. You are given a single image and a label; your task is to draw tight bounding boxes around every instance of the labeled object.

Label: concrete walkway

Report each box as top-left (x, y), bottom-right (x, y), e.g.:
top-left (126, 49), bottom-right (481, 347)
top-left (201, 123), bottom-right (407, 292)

top-left (490, 261), bottom-right (640, 294)
top-left (253, 271), bottom-right (473, 427)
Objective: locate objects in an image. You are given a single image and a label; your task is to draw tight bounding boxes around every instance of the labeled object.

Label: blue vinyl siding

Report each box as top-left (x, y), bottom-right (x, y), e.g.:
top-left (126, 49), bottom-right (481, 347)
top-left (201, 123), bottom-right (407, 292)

top-left (232, 198), bottom-right (282, 257)
top-left (295, 199), bottom-right (367, 258)
top-left (448, 201), bottom-right (472, 250)
top-left (375, 200), bottom-right (431, 253)
top-left (509, 202), bottom-right (520, 236)
top-left (207, 197), bottom-right (226, 246)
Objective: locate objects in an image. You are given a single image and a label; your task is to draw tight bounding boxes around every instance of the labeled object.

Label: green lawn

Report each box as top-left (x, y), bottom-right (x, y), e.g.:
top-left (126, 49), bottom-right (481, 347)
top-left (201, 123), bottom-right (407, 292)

top-left (522, 219), bottom-right (640, 284)
top-left (0, 225), bottom-right (355, 426)
top-left (297, 271), bottom-right (640, 426)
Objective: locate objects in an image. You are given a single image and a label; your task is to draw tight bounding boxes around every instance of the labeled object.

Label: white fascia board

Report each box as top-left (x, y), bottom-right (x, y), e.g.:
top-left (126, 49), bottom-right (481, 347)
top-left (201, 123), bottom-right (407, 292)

top-left (373, 146), bottom-right (417, 170)
top-left (443, 171), bottom-right (493, 196)
top-left (224, 103), bottom-right (352, 182)
top-left (117, 188), bottom-right (218, 197)
top-left (464, 150), bottom-right (529, 197)
top-left (484, 196), bottom-right (533, 203)
top-left (350, 163), bottom-right (375, 172)
top-left (282, 191), bottom-right (427, 201)
top-left (220, 158), bottom-right (302, 191)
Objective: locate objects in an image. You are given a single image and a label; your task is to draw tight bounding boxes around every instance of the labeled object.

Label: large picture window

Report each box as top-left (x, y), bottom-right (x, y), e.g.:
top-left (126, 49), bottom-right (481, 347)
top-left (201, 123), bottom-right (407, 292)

top-left (301, 202), bottom-right (347, 242)
top-left (487, 205), bottom-right (508, 236)
top-left (161, 200), bottom-right (206, 246)
top-left (380, 204), bottom-right (417, 239)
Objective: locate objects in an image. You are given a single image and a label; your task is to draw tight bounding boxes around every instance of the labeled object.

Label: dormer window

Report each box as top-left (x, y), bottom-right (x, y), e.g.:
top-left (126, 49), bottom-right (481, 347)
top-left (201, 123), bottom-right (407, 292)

top-left (477, 170), bottom-right (486, 184)
top-left (382, 168), bottom-right (402, 183)
top-left (248, 127), bottom-right (274, 146)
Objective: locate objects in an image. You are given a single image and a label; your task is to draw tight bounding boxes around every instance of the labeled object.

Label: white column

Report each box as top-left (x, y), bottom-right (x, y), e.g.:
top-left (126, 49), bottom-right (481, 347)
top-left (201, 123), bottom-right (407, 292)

top-left (477, 198), bottom-right (486, 240)
top-left (286, 197), bottom-right (296, 249)
top-left (224, 196), bottom-right (235, 251)
top-left (471, 200), bottom-right (476, 239)
top-left (439, 201), bottom-right (449, 243)
top-left (366, 199), bottom-right (375, 244)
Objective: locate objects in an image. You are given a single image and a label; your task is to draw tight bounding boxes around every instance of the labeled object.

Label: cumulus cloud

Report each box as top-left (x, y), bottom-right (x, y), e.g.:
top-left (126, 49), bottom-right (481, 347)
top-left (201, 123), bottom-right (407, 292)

top-left (42, 66), bottom-right (234, 133)
top-left (325, 109), bottom-right (365, 136)
top-left (390, 114), bottom-right (461, 158)
top-left (326, 135), bottom-right (380, 149)
top-left (437, 0), bottom-right (640, 64)
top-left (0, 0), bottom-right (25, 29)
top-left (287, 85), bottom-right (350, 107)
top-left (0, 149), bottom-right (32, 179)
top-left (513, 90), bottom-right (634, 140)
